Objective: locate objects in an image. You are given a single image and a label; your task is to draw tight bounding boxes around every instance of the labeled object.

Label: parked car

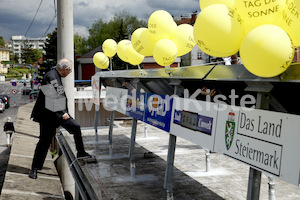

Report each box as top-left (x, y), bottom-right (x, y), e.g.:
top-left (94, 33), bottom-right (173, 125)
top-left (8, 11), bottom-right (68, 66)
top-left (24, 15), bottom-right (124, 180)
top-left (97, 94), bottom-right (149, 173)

top-left (0, 99), bottom-right (5, 112)
top-left (19, 79), bottom-right (27, 83)
top-left (22, 87), bottom-right (32, 95)
top-left (0, 95), bottom-right (10, 108)
top-left (10, 78), bottom-right (18, 83)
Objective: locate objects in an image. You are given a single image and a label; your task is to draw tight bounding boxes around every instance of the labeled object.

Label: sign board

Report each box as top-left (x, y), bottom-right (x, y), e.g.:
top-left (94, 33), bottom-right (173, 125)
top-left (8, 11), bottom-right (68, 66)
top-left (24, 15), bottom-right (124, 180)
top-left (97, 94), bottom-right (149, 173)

top-left (102, 87), bottom-right (300, 185)
top-left (11, 82), bottom-right (17, 87)
top-left (92, 76), bottom-right (100, 105)
top-left (11, 89), bottom-right (18, 95)
top-left (125, 90), bottom-right (145, 121)
top-left (214, 106), bottom-right (300, 186)
top-left (1, 61), bottom-right (14, 65)
top-left (105, 86), bottom-right (128, 114)
top-left (170, 97), bottom-right (218, 150)
top-left (144, 93), bottom-right (173, 132)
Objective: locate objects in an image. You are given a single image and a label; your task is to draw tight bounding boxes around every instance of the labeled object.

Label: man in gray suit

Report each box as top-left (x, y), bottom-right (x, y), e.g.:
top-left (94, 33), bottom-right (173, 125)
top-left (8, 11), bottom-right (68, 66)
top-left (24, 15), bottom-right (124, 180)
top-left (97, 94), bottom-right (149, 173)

top-left (29, 58), bottom-right (92, 179)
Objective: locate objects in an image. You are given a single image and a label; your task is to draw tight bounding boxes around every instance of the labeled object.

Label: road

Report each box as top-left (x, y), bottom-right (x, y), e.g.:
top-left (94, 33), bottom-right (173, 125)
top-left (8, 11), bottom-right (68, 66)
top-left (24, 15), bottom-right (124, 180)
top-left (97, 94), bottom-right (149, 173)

top-left (0, 81), bottom-right (33, 194)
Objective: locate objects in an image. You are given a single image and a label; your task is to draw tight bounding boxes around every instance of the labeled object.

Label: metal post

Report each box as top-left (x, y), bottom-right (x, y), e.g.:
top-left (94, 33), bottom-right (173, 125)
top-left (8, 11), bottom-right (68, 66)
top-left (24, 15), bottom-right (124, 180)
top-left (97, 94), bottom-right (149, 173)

top-left (247, 91), bottom-right (268, 200)
top-left (108, 78), bottom-right (117, 157)
top-left (205, 148), bottom-right (210, 172)
top-left (268, 176), bottom-right (275, 200)
top-left (94, 78), bottom-right (101, 142)
top-left (57, 0), bottom-right (75, 118)
top-left (164, 134), bottom-right (177, 200)
top-left (128, 79), bottom-right (140, 179)
top-left (247, 168), bottom-right (262, 200)
top-left (164, 81), bottom-right (181, 200)
top-left (144, 123), bottom-right (148, 138)
top-left (94, 105), bottom-right (99, 142)
top-left (129, 119), bottom-right (138, 179)
top-left (108, 110), bottom-right (114, 157)
top-left (245, 83), bottom-right (284, 200)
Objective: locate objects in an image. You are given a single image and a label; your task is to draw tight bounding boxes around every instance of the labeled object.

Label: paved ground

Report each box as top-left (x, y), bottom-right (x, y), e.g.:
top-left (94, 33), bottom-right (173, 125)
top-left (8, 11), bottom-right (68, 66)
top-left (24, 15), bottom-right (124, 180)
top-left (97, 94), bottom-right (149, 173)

top-left (63, 120), bottom-right (300, 200)
top-left (0, 102), bottom-right (65, 200)
top-left (0, 81), bottom-right (33, 194)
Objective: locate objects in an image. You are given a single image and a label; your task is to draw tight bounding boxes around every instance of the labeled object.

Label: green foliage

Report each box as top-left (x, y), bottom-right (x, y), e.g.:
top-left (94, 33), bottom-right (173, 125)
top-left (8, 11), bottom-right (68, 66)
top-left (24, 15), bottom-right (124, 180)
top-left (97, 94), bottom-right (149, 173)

top-left (10, 54), bottom-right (19, 64)
top-left (6, 67), bottom-right (37, 78)
top-left (42, 28), bottom-right (57, 77)
top-left (44, 28), bottom-right (57, 67)
top-left (87, 11), bottom-right (147, 49)
top-left (87, 11), bottom-right (147, 70)
top-left (21, 42), bottom-right (43, 64)
top-left (74, 33), bottom-right (89, 55)
top-left (8, 69), bottom-right (22, 76)
top-left (0, 37), bottom-right (5, 47)
top-left (51, 150), bottom-right (57, 158)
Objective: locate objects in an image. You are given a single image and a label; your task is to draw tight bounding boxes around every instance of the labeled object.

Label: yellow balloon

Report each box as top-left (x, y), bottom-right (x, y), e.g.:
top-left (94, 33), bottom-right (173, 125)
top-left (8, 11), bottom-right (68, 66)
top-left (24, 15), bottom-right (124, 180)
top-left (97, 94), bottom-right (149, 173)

top-left (200, 0), bottom-right (235, 10)
top-left (295, 0), bottom-right (300, 12)
top-left (171, 24), bottom-right (196, 56)
top-left (125, 44), bottom-right (145, 65)
top-left (240, 25), bottom-right (294, 78)
top-left (193, 4), bottom-right (244, 57)
top-left (93, 52), bottom-right (109, 69)
top-left (153, 39), bottom-right (178, 66)
top-left (102, 39), bottom-right (117, 58)
top-left (277, 0), bottom-right (300, 46)
top-left (117, 40), bottom-right (131, 62)
top-left (131, 28), bottom-right (156, 56)
top-left (148, 10), bottom-right (177, 41)
top-left (235, 0), bottom-right (286, 33)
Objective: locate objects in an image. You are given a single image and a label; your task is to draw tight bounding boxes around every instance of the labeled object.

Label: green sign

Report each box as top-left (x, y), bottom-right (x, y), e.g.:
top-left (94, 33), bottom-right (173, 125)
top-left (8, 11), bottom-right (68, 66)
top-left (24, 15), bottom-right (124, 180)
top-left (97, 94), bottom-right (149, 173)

top-left (1, 61), bottom-right (14, 64)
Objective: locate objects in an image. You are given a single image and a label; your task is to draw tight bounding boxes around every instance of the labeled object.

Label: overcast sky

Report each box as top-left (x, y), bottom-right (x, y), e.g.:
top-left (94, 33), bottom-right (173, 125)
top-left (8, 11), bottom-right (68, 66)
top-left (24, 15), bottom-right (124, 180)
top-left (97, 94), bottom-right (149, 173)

top-left (0, 0), bottom-right (200, 41)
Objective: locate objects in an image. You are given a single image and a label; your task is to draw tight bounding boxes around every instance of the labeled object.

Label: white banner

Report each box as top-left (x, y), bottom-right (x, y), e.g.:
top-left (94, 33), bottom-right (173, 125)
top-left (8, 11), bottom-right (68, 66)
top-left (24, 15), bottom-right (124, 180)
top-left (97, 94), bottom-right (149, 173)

top-left (214, 106), bottom-right (300, 186)
top-left (104, 86), bottom-right (128, 114)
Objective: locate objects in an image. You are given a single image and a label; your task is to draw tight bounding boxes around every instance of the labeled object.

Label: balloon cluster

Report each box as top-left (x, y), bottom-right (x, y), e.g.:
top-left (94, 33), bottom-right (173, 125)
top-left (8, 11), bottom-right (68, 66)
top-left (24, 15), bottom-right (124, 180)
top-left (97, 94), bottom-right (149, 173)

top-left (93, 10), bottom-right (196, 69)
top-left (195, 0), bottom-right (300, 77)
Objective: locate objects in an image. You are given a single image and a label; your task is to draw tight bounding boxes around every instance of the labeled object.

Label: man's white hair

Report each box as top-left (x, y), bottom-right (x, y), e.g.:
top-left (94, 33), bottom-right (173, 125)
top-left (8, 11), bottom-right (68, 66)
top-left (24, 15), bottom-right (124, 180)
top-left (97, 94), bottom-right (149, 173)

top-left (56, 58), bottom-right (72, 70)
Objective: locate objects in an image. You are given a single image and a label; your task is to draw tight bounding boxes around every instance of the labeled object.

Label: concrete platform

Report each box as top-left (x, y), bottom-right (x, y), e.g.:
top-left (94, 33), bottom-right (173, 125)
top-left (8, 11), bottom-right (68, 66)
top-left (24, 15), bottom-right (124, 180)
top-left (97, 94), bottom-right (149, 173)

top-left (0, 102), bottom-right (65, 200)
top-left (63, 120), bottom-right (300, 200)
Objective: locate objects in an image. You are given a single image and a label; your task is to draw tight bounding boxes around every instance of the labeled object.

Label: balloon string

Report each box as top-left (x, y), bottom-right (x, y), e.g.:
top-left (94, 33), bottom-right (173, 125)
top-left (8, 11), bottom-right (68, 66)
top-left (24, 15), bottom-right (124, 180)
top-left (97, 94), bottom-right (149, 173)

top-left (109, 57), bottom-right (113, 71)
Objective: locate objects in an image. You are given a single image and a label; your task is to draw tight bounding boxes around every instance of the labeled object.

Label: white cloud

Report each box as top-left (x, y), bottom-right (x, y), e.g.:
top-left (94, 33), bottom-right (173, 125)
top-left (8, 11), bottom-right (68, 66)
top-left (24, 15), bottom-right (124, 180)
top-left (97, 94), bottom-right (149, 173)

top-left (74, 25), bottom-right (89, 38)
top-left (0, 0), bottom-right (200, 40)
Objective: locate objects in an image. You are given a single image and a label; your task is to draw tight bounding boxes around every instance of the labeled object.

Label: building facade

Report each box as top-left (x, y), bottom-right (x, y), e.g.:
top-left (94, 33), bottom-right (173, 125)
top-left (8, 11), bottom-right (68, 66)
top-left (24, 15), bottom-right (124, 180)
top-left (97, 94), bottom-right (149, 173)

top-left (0, 45), bottom-right (10, 73)
top-left (8, 35), bottom-right (47, 63)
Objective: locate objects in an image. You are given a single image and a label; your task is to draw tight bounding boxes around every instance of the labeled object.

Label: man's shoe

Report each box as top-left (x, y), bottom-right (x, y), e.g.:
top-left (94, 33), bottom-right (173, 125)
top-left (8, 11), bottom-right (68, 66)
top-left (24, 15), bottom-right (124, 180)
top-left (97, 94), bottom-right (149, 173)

top-left (77, 152), bottom-right (97, 163)
top-left (28, 169), bottom-right (37, 179)
top-left (77, 151), bottom-right (92, 158)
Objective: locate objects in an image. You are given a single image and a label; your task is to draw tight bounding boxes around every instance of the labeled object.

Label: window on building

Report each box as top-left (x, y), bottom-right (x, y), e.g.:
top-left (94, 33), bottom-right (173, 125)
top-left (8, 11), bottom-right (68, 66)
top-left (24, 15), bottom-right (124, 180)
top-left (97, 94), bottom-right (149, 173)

top-left (197, 50), bottom-right (203, 60)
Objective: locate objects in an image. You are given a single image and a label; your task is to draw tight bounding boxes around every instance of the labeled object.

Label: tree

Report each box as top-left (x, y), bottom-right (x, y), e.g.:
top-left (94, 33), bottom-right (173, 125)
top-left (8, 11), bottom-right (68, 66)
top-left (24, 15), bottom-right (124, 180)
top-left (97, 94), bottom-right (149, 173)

top-left (74, 33), bottom-right (89, 55)
top-left (87, 11), bottom-right (147, 69)
top-left (10, 54), bottom-right (19, 64)
top-left (0, 37), bottom-right (5, 47)
top-left (21, 42), bottom-right (43, 64)
top-left (88, 11), bottom-right (147, 49)
top-left (44, 28), bottom-right (57, 68)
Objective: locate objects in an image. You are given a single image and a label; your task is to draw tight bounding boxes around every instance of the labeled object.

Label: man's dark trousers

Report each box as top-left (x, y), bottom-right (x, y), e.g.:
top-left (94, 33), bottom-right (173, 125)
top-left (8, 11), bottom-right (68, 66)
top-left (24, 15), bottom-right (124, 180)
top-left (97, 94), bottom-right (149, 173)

top-left (31, 117), bottom-right (85, 170)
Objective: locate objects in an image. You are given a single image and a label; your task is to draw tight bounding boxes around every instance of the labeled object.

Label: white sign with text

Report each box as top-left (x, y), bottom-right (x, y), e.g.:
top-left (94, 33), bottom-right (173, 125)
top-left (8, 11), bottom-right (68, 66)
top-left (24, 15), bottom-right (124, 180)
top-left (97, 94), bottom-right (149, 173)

top-left (170, 97), bottom-right (219, 150)
top-left (214, 106), bottom-right (300, 186)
